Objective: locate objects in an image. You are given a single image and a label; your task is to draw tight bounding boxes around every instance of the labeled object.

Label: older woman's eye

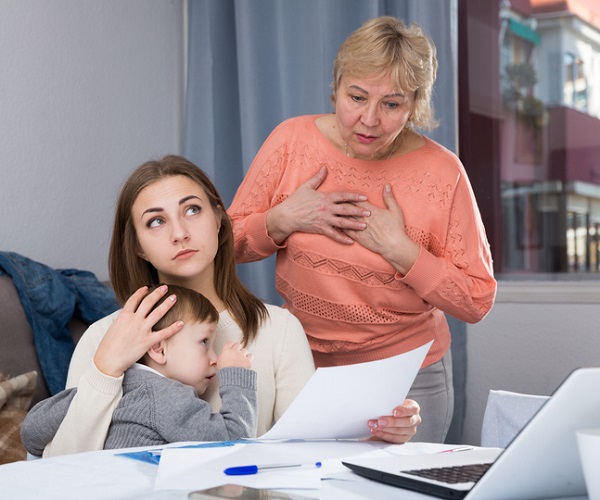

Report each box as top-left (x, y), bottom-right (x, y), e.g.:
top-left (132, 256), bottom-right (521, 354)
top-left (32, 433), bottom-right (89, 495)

top-left (351, 95), bottom-right (366, 103)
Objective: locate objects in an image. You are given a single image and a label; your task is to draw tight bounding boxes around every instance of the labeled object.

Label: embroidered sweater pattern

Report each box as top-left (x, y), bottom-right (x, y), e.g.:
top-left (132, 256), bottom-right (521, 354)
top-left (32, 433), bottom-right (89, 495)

top-left (229, 115), bottom-right (497, 368)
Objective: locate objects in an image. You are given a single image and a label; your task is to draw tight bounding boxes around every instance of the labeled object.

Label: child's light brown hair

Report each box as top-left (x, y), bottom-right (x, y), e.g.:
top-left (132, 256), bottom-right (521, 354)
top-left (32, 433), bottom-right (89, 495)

top-left (149, 284), bottom-right (219, 331)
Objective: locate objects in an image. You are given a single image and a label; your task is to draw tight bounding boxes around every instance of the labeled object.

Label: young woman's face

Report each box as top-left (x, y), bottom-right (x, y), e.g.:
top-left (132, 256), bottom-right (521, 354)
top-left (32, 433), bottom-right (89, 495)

top-left (334, 72), bottom-right (415, 160)
top-left (131, 175), bottom-right (221, 290)
top-left (162, 320), bottom-right (218, 394)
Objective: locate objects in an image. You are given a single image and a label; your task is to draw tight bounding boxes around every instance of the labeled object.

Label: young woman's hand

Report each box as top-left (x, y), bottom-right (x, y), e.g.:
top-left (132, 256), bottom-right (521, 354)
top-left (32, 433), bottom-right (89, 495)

top-left (93, 285), bottom-right (183, 377)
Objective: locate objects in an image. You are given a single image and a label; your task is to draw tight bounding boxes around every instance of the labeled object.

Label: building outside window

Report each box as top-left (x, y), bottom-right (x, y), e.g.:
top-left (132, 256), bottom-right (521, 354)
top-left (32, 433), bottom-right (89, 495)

top-left (564, 52), bottom-right (588, 112)
top-left (459, 0), bottom-right (600, 278)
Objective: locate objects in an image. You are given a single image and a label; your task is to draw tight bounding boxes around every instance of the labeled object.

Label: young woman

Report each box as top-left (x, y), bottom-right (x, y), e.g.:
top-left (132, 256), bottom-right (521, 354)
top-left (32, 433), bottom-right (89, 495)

top-left (42, 155), bottom-right (420, 457)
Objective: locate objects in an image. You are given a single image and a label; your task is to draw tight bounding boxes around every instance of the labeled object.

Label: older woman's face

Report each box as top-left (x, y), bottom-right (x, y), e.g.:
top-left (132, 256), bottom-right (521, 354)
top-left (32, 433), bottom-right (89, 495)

top-left (334, 72), bottom-right (415, 160)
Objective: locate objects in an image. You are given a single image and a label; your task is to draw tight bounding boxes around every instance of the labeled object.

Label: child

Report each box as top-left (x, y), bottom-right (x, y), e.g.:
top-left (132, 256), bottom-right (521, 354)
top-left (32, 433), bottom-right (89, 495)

top-left (21, 285), bottom-right (257, 455)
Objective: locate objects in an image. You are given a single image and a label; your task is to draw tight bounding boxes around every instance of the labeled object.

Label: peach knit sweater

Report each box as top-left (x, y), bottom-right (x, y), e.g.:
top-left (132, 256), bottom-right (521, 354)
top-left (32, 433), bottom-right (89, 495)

top-left (229, 115), bottom-right (496, 368)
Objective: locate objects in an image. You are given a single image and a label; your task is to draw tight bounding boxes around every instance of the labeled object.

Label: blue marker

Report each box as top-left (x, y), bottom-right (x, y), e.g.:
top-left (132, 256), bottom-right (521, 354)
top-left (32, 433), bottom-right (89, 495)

top-left (224, 461), bottom-right (322, 475)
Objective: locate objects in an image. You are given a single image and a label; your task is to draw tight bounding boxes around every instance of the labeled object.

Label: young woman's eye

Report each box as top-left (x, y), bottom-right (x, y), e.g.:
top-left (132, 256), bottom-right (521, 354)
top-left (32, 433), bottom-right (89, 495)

top-left (200, 338), bottom-right (209, 346)
top-left (185, 205), bottom-right (201, 216)
top-left (147, 217), bottom-right (164, 228)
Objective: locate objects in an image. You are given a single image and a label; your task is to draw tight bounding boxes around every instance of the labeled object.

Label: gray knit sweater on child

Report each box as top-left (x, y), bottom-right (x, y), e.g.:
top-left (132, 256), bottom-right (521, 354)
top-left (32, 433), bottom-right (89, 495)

top-left (21, 365), bottom-right (258, 456)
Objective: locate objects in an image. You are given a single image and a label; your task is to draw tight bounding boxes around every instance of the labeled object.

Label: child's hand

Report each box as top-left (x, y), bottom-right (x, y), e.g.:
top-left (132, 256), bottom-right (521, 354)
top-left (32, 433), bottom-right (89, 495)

top-left (217, 341), bottom-right (253, 369)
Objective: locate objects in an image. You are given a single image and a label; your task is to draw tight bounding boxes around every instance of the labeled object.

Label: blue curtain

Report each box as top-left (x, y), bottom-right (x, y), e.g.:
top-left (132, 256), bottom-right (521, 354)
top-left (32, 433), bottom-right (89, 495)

top-left (184, 0), bottom-right (464, 444)
top-left (185, 0), bottom-right (457, 304)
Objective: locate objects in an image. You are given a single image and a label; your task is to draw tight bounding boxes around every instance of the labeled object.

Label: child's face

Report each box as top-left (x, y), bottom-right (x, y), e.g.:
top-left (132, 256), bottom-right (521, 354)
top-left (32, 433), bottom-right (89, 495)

top-left (161, 319), bottom-right (218, 394)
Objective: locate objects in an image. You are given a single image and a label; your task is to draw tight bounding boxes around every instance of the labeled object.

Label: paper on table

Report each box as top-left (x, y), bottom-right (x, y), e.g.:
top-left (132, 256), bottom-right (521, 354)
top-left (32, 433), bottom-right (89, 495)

top-left (154, 440), bottom-right (390, 491)
top-left (259, 341), bottom-right (432, 440)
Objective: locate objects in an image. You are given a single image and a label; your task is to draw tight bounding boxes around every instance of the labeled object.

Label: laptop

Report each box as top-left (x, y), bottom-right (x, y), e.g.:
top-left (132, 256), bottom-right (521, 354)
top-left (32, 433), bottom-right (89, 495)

top-left (342, 367), bottom-right (600, 499)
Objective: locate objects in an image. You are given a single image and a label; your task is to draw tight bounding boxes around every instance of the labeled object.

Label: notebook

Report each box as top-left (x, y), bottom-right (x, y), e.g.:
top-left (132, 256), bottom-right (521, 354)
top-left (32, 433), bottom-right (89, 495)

top-left (342, 367), bottom-right (600, 499)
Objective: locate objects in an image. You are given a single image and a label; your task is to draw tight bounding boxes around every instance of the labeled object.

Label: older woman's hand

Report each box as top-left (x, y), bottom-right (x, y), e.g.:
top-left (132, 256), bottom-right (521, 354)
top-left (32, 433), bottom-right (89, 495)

top-left (344, 183), bottom-right (420, 276)
top-left (367, 399), bottom-right (422, 443)
top-left (93, 285), bottom-right (183, 378)
top-left (266, 166), bottom-right (370, 245)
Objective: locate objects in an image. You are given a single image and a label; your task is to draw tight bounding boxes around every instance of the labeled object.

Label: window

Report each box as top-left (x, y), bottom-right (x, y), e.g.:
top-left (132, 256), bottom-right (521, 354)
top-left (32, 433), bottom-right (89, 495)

top-left (459, 0), bottom-right (600, 278)
top-left (564, 52), bottom-right (588, 112)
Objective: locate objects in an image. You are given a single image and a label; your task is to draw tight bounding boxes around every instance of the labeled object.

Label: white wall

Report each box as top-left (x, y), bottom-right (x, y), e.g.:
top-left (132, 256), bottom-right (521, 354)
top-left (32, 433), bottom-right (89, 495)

top-left (461, 281), bottom-right (600, 445)
top-left (0, 0), bottom-right (184, 281)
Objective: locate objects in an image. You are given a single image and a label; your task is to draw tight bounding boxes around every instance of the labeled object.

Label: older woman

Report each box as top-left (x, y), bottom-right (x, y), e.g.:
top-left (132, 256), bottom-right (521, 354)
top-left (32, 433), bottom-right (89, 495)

top-left (229, 16), bottom-right (497, 443)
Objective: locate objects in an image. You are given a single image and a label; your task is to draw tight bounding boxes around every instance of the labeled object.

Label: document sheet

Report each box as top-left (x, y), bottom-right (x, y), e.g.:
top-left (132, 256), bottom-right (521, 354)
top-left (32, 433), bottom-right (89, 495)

top-left (259, 341), bottom-right (432, 440)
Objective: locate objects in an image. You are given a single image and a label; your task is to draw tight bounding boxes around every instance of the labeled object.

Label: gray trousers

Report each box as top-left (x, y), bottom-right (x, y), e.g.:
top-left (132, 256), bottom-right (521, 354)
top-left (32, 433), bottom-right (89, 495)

top-left (406, 348), bottom-right (454, 444)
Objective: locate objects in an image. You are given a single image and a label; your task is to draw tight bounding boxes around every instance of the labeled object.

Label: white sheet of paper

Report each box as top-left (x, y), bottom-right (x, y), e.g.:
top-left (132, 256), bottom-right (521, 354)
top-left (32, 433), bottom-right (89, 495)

top-left (154, 440), bottom-right (390, 491)
top-left (259, 341), bottom-right (433, 440)
top-left (155, 445), bottom-right (322, 491)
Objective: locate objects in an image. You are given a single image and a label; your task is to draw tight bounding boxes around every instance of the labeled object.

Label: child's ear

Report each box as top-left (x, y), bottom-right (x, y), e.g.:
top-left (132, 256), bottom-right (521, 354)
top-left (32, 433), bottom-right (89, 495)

top-left (146, 341), bottom-right (168, 365)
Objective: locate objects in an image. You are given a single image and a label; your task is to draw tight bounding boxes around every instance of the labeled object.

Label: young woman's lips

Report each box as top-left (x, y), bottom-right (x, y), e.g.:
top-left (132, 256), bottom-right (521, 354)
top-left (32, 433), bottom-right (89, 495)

top-left (173, 249), bottom-right (197, 260)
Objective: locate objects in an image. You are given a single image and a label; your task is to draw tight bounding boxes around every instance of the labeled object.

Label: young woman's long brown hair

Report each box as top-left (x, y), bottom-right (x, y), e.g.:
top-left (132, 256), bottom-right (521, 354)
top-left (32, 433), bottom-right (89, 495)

top-left (109, 155), bottom-right (267, 345)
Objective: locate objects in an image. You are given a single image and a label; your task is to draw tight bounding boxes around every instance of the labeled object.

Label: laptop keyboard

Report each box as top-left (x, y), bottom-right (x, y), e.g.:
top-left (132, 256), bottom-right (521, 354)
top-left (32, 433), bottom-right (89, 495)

top-left (404, 462), bottom-right (493, 484)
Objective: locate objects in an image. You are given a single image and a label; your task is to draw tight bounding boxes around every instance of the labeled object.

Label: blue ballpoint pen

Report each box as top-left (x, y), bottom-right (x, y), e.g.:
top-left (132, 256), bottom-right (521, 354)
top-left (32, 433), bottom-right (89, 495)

top-left (224, 461), bottom-right (322, 475)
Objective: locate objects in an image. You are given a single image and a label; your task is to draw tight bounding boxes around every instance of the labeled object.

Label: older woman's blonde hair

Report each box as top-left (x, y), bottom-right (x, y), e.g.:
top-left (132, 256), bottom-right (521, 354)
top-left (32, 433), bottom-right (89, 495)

top-left (331, 16), bottom-right (438, 131)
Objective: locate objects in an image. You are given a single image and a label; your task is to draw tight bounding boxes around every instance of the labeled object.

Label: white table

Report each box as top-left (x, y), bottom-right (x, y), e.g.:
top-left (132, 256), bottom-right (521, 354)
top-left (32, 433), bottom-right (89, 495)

top-left (0, 441), bottom-right (448, 500)
top-left (0, 441), bottom-right (589, 500)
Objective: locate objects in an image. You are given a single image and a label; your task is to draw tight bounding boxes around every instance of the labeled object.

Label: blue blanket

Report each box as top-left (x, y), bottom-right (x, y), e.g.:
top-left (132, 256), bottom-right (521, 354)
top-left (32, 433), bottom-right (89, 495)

top-left (0, 252), bottom-right (120, 395)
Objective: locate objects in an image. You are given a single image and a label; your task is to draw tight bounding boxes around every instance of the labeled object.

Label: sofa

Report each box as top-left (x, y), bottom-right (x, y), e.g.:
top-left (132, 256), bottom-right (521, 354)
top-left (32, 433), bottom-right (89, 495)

top-left (0, 274), bottom-right (89, 407)
top-left (0, 274), bottom-right (90, 463)
top-left (0, 265), bottom-right (119, 464)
